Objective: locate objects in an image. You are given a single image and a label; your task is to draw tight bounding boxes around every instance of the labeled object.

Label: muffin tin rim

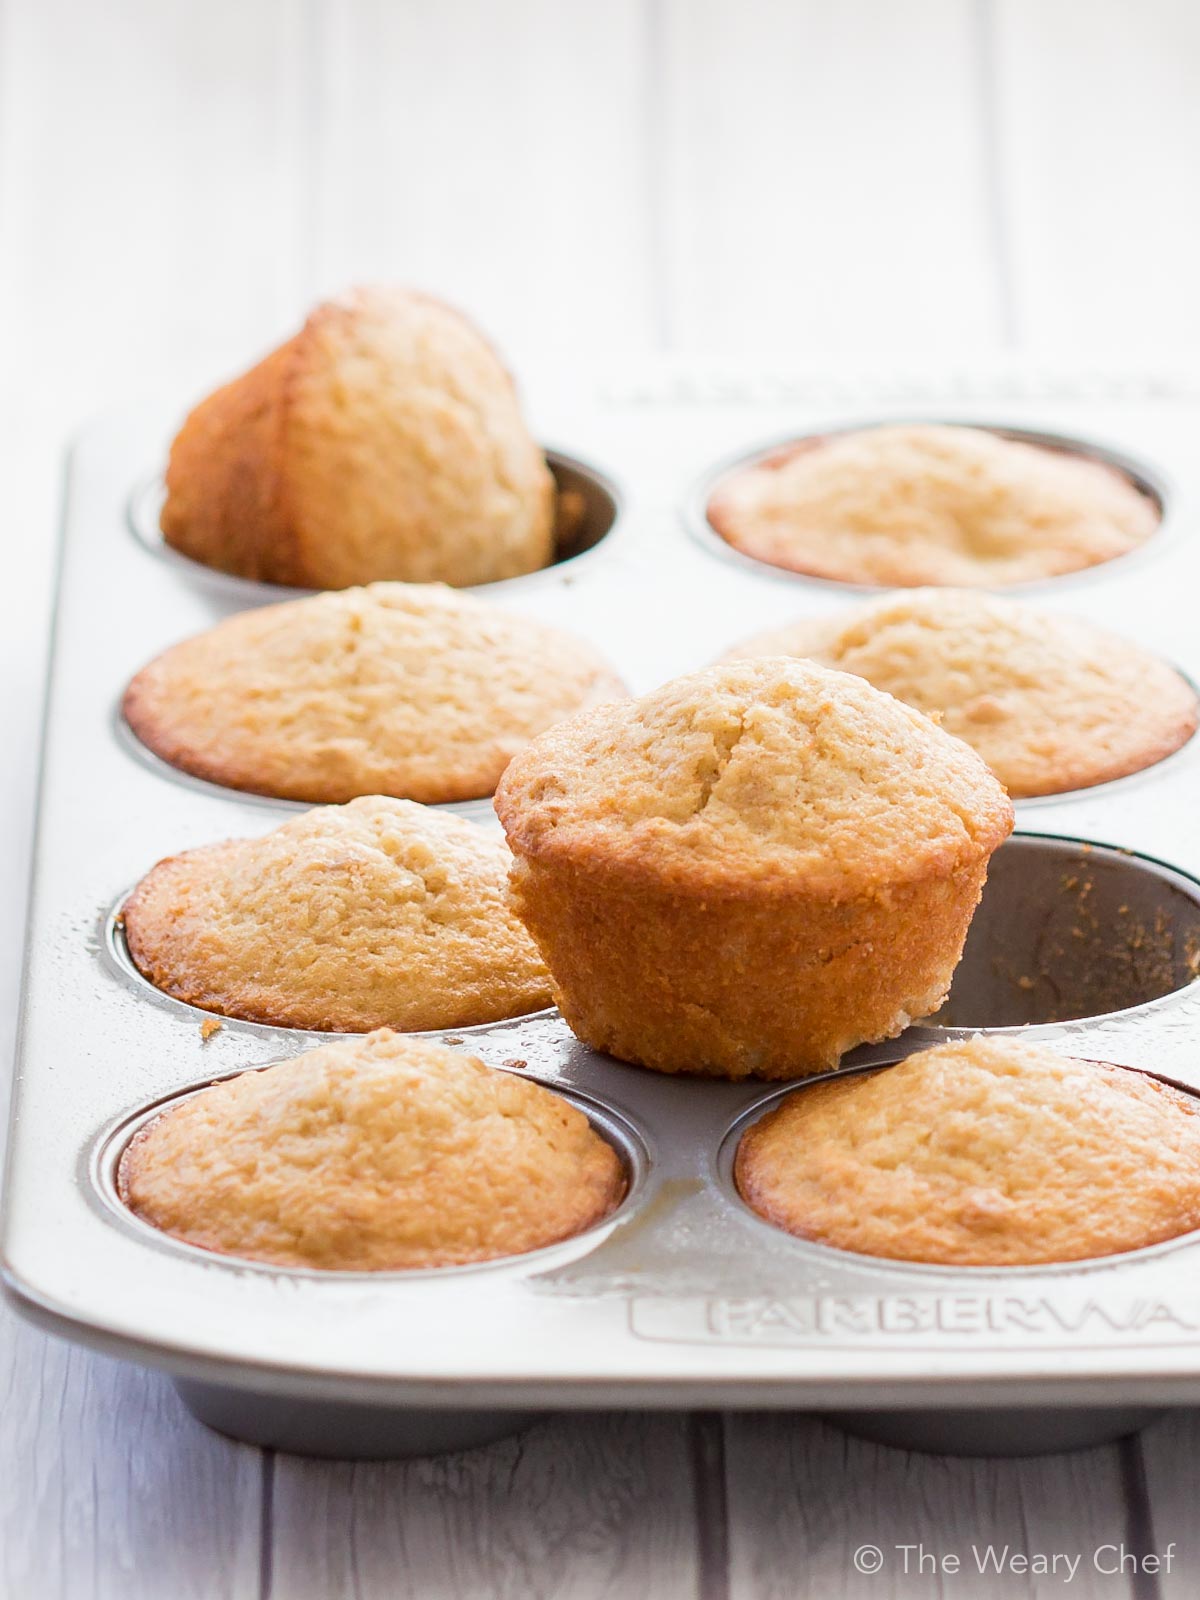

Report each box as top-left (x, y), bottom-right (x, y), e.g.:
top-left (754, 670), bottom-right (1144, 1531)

top-left (86, 1057), bottom-right (653, 1284)
top-left (714, 1053), bottom-right (1200, 1279)
top-left (683, 416), bottom-right (1177, 598)
top-left (125, 442), bottom-right (626, 604)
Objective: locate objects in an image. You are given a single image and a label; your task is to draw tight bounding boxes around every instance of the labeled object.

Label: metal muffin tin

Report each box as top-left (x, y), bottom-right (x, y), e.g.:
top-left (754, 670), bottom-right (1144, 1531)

top-left (8, 379), bottom-right (1200, 1460)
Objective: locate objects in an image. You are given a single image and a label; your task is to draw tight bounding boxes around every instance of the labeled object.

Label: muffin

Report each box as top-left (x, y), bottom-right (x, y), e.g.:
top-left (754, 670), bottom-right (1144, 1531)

top-left (122, 797), bottom-right (553, 1032)
top-left (725, 589), bottom-right (1197, 798)
top-left (707, 424), bottom-right (1159, 586)
top-left (495, 658), bottom-right (1013, 1079)
top-left (123, 582), bottom-right (625, 804)
top-left (118, 1031), bottom-right (625, 1271)
top-left (736, 1037), bottom-right (1200, 1266)
top-left (161, 286), bottom-right (555, 589)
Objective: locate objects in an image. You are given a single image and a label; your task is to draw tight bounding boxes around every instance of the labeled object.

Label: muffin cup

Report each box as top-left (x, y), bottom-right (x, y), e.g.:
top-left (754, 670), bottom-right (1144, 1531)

top-left (95, 1057), bottom-right (649, 1279)
top-left (103, 896), bottom-right (558, 1039)
top-left (128, 445), bottom-right (622, 602)
top-left (508, 851), bottom-right (995, 1080)
top-left (686, 419), bottom-right (1168, 594)
top-left (917, 833), bottom-right (1200, 1032)
top-left (727, 1052), bottom-right (1200, 1272)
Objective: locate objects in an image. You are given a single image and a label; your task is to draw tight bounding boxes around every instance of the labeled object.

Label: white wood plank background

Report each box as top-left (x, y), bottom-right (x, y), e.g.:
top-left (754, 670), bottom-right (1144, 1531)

top-left (2, 1), bottom-right (1200, 1595)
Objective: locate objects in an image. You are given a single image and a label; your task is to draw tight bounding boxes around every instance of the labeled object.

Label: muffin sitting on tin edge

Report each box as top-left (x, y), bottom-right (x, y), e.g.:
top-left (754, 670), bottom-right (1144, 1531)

top-left (161, 286), bottom-right (556, 590)
top-left (123, 581), bottom-right (626, 806)
top-left (496, 656), bottom-right (1013, 1080)
top-left (724, 588), bottom-right (1198, 798)
top-left (736, 1037), bottom-right (1200, 1267)
top-left (706, 423), bottom-right (1159, 587)
top-left (118, 1032), bottom-right (626, 1272)
top-left (122, 797), bottom-right (553, 1033)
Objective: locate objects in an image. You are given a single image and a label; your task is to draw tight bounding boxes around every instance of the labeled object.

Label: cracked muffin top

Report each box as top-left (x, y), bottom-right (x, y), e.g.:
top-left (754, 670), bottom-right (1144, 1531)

top-left (118, 1030), bottom-right (626, 1271)
top-left (161, 286), bottom-right (556, 589)
top-left (736, 1037), bottom-right (1200, 1266)
top-left (122, 797), bottom-right (553, 1032)
top-left (724, 588), bottom-right (1197, 798)
top-left (706, 424), bottom-right (1159, 586)
top-left (495, 657), bottom-right (1013, 898)
top-left (123, 581), bottom-right (626, 804)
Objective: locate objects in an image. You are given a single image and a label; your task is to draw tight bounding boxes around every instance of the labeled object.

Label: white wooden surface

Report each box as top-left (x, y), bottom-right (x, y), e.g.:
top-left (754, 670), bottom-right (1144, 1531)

top-left (3, 1), bottom-right (1200, 1594)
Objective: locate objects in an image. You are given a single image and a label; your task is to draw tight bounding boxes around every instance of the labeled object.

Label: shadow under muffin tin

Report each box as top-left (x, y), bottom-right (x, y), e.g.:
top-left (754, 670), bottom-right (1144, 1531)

top-left (9, 389), bottom-right (1200, 1463)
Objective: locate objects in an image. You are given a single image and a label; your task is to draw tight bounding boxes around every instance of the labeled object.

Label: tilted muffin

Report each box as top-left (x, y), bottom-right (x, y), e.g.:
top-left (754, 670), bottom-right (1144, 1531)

top-left (122, 797), bottom-right (553, 1032)
top-left (495, 658), bottom-right (1013, 1080)
top-left (736, 1037), bottom-right (1200, 1266)
top-left (123, 582), bottom-right (625, 804)
top-left (725, 589), bottom-right (1197, 798)
top-left (161, 286), bottom-right (555, 589)
top-left (118, 1031), bottom-right (626, 1271)
top-left (706, 424), bottom-right (1158, 586)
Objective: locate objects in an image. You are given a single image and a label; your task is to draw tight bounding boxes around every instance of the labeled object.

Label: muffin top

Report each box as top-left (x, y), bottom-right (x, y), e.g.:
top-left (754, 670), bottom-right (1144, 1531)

top-left (706, 424), bottom-right (1159, 586)
top-left (123, 582), bottom-right (626, 804)
top-left (161, 286), bottom-right (556, 589)
top-left (495, 657), bottom-right (1013, 898)
top-left (118, 1031), bottom-right (625, 1271)
top-left (122, 797), bottom-right (553, 1033)
top-left (725, 589), bottom-right (1197, 798)
top-left (736, 1037), bottom-right (1200, 1266)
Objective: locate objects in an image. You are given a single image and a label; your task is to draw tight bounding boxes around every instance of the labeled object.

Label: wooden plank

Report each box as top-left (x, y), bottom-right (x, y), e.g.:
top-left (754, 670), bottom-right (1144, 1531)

top-left (723, 1413), bottom-right (1137, 1599)
top-left (0, 1321), bottom-right (262, 1600)
top-left (658, 0), bottom-right (1005, 354)
top-left (994, 0), bottom-right (1200, 350)
top-left (269, 1412), bottom-right (702, 1600)
top-left (309, 0), bottom-right (658, 363)
top-left (1129, 1411), bottom-right (1200, 1597)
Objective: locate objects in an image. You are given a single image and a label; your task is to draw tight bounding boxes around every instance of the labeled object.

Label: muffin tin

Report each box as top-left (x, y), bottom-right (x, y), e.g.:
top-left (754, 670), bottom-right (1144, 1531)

top-left (8, 379), bottom-right (1200, 1461)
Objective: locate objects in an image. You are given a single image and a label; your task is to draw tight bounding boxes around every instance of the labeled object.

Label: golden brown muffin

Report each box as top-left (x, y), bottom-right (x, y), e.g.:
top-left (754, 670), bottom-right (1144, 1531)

top-left (118, 1031), bottom-right (625, 1271)
top-left (123, 582), bottom-right (626, 804)
top-left (122, 797), bottom-right (554, 1033)
top-left (707, 424), bottom-right (1159, 586)
top-left (736, 1037), bottom-right (1200, 1266)
top-left (161, 286), bottom-right (555, 589)
top-left (495, 658), bottom-right (1013, 1080)
top-left (725, 589), bottom-right (1197, 798)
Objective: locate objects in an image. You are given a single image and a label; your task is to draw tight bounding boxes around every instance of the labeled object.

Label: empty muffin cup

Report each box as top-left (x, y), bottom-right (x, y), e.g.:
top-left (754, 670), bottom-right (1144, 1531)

top-left (923, 834), bottom-right (1200, 1030)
